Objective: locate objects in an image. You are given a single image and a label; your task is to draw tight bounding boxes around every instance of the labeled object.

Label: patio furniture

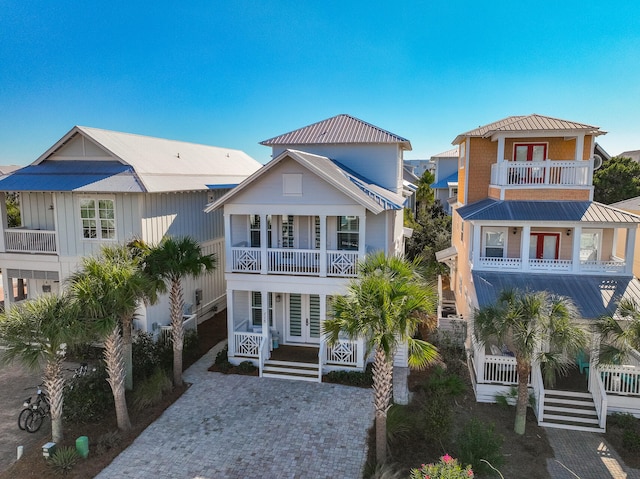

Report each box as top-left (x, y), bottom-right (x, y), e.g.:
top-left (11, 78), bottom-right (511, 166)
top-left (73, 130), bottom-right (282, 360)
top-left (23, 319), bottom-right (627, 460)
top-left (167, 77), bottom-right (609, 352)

top-left (576, 350), bottom-right (590, 375)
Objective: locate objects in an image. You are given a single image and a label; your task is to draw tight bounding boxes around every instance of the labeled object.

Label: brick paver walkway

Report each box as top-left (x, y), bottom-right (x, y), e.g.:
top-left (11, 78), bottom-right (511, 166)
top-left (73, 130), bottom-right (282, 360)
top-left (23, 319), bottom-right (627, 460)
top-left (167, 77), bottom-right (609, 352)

top-left (96, 342), bottom-right (374, 479)
top-left (547, 428), bottom-right (640, 479)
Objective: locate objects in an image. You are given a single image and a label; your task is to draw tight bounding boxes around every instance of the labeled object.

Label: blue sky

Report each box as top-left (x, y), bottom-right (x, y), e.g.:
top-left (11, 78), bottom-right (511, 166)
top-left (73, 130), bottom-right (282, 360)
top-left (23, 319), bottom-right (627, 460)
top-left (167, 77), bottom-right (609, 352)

top-left (1, 1), bottom-right (639, 165)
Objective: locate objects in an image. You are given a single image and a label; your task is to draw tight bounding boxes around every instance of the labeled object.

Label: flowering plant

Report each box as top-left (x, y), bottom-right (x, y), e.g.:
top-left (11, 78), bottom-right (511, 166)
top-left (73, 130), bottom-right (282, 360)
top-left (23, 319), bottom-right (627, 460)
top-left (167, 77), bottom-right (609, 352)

top-left (409, 454), bottom-right (474, 479)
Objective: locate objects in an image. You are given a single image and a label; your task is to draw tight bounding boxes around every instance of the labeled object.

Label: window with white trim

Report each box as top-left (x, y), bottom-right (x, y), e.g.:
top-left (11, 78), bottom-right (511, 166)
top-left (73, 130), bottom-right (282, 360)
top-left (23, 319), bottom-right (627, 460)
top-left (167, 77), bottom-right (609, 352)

top-left (482, 227), bottom-right (507, 258)
top-left (250, 215), bottom-right (261, 247)
top-left (80, 198), bottom-right (115, 240)
top-left (580, 229), bottom-right (602, 262)
top-left (337, 216), bottom-right (359, 251)
top-left (251, 291), bottom-right (273, 327)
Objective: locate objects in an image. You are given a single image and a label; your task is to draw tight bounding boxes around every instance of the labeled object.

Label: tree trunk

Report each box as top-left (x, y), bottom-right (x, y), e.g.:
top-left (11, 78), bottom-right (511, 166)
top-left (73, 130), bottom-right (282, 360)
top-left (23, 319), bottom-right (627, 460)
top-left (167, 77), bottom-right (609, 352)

top-left (372, 348), bottom-right (393, 464)
top-left (43, 356), bottom-right (65, 443)
top-left (122, 315), bottom-right (133, 391)
top-left (104, 324), bottom-right (131, 431)
top-left (514, 359), bottom-right (531, 435)
top-left (170, 278), bottom-right (185, 387)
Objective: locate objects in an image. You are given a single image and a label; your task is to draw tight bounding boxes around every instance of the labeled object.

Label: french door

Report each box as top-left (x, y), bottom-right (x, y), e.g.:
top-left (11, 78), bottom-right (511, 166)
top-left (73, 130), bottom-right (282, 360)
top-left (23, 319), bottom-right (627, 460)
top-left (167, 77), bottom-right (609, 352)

top-left (287, 293), bottom-right (320, 344)
top-left (529, 233), bottom-right (559, 260)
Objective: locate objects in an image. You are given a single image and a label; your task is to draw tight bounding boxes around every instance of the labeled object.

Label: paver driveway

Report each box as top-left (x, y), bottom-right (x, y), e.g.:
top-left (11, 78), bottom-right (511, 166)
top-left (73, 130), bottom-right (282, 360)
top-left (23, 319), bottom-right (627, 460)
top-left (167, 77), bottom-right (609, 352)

top-left (96, 343), bottom-right (374, 479)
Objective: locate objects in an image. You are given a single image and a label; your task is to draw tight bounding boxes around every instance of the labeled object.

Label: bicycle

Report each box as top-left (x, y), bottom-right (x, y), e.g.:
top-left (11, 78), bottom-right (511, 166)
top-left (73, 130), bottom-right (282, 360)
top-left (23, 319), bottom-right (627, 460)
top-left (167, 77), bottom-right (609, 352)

top-left (18, 384), bottom-right (50, 433)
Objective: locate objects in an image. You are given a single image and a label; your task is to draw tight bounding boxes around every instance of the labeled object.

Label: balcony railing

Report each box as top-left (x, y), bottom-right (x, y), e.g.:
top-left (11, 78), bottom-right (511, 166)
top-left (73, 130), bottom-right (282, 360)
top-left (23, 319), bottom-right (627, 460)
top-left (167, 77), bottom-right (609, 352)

top-left (4, 229), bottom-right (57, 253)
top-left (475, 256), bottom-right (626, 275)
top-left (230, 247), bottom-right (359, 277)
top-left (490, 159), bottom-right (591, 187)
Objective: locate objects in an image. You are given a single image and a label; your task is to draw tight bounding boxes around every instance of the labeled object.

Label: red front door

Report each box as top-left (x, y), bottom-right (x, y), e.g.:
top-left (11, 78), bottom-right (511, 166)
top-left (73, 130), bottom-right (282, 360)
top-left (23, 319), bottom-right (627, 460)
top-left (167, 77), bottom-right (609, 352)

top-left (529, 233), bottom-right (559, 260)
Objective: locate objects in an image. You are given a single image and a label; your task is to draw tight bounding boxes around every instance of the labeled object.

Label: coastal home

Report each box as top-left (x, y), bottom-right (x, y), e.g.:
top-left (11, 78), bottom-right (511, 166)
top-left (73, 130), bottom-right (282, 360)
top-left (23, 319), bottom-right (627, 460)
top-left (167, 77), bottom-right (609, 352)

top-left (429, 147), bottom-right (459, 214)
top-left (0, 126), bottom-right (261, 332)
top-left (437, 114), bottom-right (640, 431)
top-left (205, 114), bottom-right (413, 395)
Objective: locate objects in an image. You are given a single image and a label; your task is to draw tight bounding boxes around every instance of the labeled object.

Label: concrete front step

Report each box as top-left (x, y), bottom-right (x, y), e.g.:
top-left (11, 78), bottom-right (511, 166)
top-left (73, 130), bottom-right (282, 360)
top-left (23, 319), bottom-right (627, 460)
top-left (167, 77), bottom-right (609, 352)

top-left (541, 389), bottom-right (603, 433)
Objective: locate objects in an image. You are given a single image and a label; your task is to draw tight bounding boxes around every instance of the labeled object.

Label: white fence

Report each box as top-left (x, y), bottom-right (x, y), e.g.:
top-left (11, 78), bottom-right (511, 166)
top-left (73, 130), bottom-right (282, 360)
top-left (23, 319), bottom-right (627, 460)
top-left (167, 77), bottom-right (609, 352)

top-left (599, 365), bottom-right (640, 396)
top-left (159, 314), bottom-right (197, 342)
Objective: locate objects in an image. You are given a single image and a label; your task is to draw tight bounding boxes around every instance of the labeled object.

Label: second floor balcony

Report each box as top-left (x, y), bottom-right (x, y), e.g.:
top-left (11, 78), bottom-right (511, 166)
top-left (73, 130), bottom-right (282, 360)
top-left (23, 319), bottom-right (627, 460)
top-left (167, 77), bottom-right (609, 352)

top-left (3, 228), bottom-right (57, 254)
top-left (490, 158), bottom-right (593, 188)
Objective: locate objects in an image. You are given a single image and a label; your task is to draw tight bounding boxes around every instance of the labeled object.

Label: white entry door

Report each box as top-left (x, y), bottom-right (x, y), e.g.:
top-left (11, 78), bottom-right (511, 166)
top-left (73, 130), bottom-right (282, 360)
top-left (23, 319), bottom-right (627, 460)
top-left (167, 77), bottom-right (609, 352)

top-left (287, 293), bottom-right (320, 344)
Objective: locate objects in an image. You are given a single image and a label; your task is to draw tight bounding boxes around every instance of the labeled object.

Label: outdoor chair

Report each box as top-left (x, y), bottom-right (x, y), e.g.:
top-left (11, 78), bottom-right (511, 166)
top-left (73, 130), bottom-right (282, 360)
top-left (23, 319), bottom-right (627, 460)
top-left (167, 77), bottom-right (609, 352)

top-left (576, 350), bottom-right (590, 375)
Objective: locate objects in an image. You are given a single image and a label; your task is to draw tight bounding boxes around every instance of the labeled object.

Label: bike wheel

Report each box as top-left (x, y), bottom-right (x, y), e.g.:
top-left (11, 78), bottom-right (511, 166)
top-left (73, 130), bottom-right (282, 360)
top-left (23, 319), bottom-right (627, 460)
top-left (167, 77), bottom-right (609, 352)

top-left (17, 408), bottom-right (31, 431)
top-left (24, 410), bottom-right (44, 433)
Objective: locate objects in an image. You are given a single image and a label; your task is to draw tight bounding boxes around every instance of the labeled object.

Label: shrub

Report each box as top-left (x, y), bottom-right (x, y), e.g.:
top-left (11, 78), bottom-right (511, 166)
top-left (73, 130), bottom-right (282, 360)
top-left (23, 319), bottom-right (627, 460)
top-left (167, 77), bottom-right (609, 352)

top-left (64, 365), bottom-right (114, 423)
top-left (132, 332), bottom-right (163, 381)
top-left (386, 404), bottom-right (413, 448)
top-left (623, 429), bottom-right (640, 452)
top-left (183, 329), bottom-right (200, 363)
top-left (325, 364), bottom-right (373, 387)
top-left (425, 366), bottom-right (466, 397)
top-left (455, 418), bottom-right (504, 475)
top-left (494, 386), bottom-right (536, 409)
top-left (410, 454), bottom-right (474, 479)
top-left (48, 446), bottom-right (80, 475)
top-left (609, 412), bottom-right (638, 430)
top-left (421, 391), bottom-right (453, 444)
top-left (132, 368), bottom-right (173, 411)
top-left (215, 345), bottom-right (229, 364)
top-left (238, 360), bottom-right (257, 374)
top-left (96, 430), bottom-right (121, 455)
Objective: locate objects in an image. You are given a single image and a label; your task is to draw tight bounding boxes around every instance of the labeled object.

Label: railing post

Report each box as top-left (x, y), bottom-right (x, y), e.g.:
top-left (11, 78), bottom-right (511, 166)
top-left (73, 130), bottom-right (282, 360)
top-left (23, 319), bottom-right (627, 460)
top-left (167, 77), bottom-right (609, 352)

top-left (227, 289), bottom-right (235, 357)
top-left (475, 336), bottom-right (485, 383)
top-left (320, 215), bottom-right (327, 277)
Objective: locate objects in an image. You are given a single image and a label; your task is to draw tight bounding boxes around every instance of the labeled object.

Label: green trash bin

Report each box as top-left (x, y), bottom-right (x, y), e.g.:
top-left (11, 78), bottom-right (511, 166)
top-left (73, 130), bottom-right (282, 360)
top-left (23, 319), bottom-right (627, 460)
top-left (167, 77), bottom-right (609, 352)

top-left (76, 436), bottom-right (89, 458)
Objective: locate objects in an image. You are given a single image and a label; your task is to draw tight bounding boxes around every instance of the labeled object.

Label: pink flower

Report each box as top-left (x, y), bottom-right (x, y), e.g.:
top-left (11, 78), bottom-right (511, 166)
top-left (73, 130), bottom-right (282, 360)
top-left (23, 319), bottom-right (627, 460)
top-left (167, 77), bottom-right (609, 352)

top-left (468, 469), bottom-right (474, 477)
top-left (441, 454), bottom-right (453, 464)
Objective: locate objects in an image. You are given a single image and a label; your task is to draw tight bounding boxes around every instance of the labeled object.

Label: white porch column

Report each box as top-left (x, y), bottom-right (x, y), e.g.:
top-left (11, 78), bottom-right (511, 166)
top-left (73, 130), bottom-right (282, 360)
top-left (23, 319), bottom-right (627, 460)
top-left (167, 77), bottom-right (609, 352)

top-left (572, 226), bottom-right (582, 273)
top-left (319, 293), bottom-right (327, 368)
top-left (319, 215), bottom-right (327, 277)
top-left (575, 134), bottom-right (585, 161)
top-left (1, 268), bottom-right (11, 312)
top-left (626, 226), bottom-right (637, 275)
top-left (226, 289), bottom-right (235, 356)
top-left (261, 289), bottom-right (270, 351)
top-left (496, 136), bottom-right (505, 162)
top-left (224, 214), bottom-right (231, 273)
top-left (471, 223), bottom-right (481, 268)
top-left (521, 225), bottom-right (531, 272)
top-left (0, 192), bottom-right (7, 252)
top-left (260, 214), bottom-right (268, 274)
top-left (358, 212), bottom-right (366, 260)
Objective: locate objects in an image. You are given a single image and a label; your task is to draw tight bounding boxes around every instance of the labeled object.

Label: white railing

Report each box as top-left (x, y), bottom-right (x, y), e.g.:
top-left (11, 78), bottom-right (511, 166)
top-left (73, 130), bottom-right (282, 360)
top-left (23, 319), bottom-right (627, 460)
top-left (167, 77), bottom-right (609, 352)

top-left (268, 249), bottom-right (320, 275)
top-left (484, 354), bottom-right (520, 384)
top-left (4, 229), bottom-right (57, 253)
top-left (231, 247), bottom-right (261, 272)
top-left (591, 366), bottom-right (608, 429)
top-left (471, 334), bottom-right (485, 382)
top-left (327, 251), bottom-right (358, 277)
top-left (599, 364), bottom-right (640, 396)
top-left (158, 314), bottom-right (198, 343)
top-left (325, 339), bottom-right (360, 367)
top-left (490, 159), bottom-right (591, 187)
top-left (258, 335), bottom-right (269, 378)
top-left (528, 259), bottom-right (572, 272)
top-left (234, 331), bottom-right (262, 358)
top-left (581, 259), bottom-right (626, 274)
top-left (477, 257), bottom-right (521, 270)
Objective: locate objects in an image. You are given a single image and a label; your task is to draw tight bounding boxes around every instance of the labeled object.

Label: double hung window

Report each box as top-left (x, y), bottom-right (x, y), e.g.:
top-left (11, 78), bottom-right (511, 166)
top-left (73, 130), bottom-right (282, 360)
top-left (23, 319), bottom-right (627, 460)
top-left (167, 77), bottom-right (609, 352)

top-left (337, 216), bottom-right (359, 251)
top-left (80, 198), bottom-right (115, 240)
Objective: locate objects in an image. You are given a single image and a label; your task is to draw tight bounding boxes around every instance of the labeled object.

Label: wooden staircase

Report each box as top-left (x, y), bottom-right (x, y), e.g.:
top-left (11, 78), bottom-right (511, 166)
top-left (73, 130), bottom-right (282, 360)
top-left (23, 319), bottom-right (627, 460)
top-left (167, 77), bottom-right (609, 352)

top-left (262, 359), bottom-right (320, 382)
top-left (539, 390), bottom-right (605, 433)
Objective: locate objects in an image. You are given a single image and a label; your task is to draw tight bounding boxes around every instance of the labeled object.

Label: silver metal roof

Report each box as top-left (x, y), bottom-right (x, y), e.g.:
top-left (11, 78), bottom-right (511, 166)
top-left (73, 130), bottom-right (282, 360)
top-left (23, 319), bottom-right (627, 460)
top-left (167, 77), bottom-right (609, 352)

top-left (453, 114), bottom-right (604, 144)
top-left (457, 199), bottom-right (640, 224)
top-left (431, 147), bottom-right (459, 158)
top-left (473, 271), bottom-right (640, 320)
top-left (260, 114), bottom-right (411, 150)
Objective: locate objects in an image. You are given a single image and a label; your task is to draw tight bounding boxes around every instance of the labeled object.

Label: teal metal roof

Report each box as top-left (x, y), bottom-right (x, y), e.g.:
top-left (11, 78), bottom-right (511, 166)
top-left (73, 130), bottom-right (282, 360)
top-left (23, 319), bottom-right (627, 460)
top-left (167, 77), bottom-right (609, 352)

top-left (431, 171), bottom-right (458, 189)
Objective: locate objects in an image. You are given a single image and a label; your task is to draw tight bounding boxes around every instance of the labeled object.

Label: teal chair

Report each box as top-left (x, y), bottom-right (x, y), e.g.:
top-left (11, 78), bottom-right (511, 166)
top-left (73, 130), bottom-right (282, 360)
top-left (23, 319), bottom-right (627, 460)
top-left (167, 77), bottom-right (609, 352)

top-left (576, 350), bottom-right (590, 375)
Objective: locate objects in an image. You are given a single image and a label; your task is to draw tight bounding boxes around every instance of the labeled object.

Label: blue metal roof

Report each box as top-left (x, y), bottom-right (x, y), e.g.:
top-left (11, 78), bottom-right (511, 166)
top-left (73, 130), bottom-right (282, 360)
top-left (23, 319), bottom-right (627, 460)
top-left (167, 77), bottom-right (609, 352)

top-left (0, 161), bottom-right (143, 192)
top-left (473, 271), bottom-right (640, 320)
top-left (206, 184), bottom-right (238, 190)
top-left (458, 199), bottom-right (640, 223)
top-left (431, 171), bottom-right (458, 189)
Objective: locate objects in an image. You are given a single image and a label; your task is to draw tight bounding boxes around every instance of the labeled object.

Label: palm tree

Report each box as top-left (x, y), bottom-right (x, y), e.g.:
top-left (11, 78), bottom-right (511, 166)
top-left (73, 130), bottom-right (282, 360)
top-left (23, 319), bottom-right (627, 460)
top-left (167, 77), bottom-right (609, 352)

top-left (474, 289), bottom-right (587, 435)
top-left (597, 299), bottom-right (640, 364)
top-left (323, 252), bottom-right (439, 464)
top-left (143, 236), bottom-right (215, 387)
top-left (67, 245), bottom-right (158, 431)
top-left (0, 293), bottom-right (81, 443)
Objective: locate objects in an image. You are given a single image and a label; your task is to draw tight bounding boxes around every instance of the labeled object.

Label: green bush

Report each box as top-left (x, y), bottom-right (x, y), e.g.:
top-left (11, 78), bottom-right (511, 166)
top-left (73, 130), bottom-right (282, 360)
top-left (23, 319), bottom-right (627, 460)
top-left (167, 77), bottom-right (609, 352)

top-left (623, 429), bottom-right (640, 452)
top-left (238, 360), bottom-right (257, 374)
top-left (425, 366), bottom-right (466, 397)
top-left (386, 404), bottom-right (413, 447)
top-left (410, 454), bottom-right (474, 479)
top-left (48, 446), bottom-right (80, 475)
top-left (325, 364), bottom-right (373, 387)
top-left (609, 412), bottom-right (638, 430)
top-left (455, 418), bottom-right (504, 476)
top-left (183, 329), bottom-right (200, 363)
top-left (215, 345), bottom-right (229, 364)
top-left (64, 365), bottom-right (114, 423)
top-left (132, 332), bottom-right (163, 381)
top-left (421, 392), bottom-right (453, 443)
top-left (132, 368), bottom-right (173, 411)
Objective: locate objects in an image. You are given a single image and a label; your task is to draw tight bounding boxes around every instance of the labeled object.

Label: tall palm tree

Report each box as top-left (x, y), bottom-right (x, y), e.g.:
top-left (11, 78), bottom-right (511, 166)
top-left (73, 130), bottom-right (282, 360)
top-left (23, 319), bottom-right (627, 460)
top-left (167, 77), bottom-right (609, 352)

top-left (474, 288), bottom-right (587, 435)
top-left (597, 299), bottom-right (640, 364)
top-left (143, 236), bottom-right (215, 387)
top-left (68, 245), bottom-right (158, 431)
top-left (324, 252), bottom-right (439, 464)
top-left (0, 293), bottom-right (81, 443)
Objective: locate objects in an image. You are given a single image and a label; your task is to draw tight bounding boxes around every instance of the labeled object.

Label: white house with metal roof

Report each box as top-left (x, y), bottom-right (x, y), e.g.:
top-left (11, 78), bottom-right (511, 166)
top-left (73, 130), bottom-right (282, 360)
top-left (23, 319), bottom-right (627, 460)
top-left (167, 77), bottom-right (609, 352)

top-left (205, 114), bottom-right (413, 395)
top-left (437, 114), bottom-right (640, 432)
top-left (0, 126), bottom-right (261, 332)
top-left (429, 147), bottom-right (459, 214)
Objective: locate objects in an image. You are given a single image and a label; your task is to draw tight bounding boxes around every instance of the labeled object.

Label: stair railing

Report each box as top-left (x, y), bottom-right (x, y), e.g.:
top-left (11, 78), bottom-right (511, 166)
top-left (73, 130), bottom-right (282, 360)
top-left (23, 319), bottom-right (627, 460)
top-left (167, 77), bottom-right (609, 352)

top-left (258, 335), bottom-right (269, 378)
top-left (531, 362), bottom-right (545, 424)
top-left (590, 364), bottom-right (608, 429)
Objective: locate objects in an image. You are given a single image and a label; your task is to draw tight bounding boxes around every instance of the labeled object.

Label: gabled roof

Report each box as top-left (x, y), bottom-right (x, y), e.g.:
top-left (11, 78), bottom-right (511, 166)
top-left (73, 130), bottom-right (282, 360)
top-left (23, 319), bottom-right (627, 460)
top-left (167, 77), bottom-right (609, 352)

top-left (457, 199), bottom-right (640, 224)
top-left (473, 271), bottom-right (640, 320)
top-left (431, 147), bottom-right (459, 159)
top-left (204, 149), bottom-right (405, 215)
top-left (611, 196), bottom-right (640, 212)
top-left (431, 171), bottom-right (458, 189)
top-left (452, 114), bottom-right (604, 144)
top-left (260, 114), bottom-right (412, 150)
top-left (0, 126), bottom-right (262, 193)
